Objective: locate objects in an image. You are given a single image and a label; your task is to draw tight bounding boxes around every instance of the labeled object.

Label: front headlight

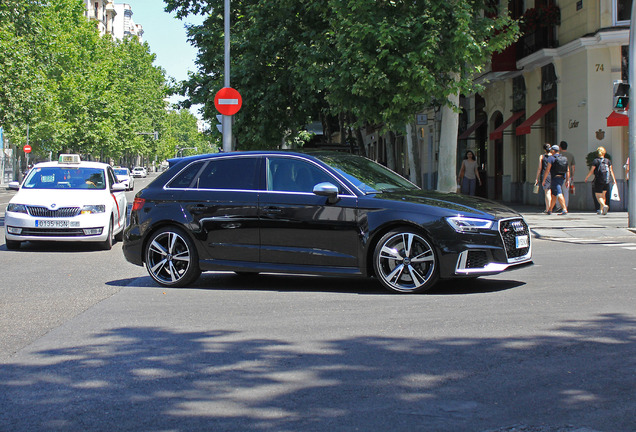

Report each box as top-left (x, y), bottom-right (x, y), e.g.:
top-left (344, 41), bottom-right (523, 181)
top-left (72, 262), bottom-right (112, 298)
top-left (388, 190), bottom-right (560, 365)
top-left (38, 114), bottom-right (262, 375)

top-left (6, 203), bottom-right (28, 214)
top-left (446, 216), bottom-right (494, 233)
top-left (80, 205), bottom-right (106, 215)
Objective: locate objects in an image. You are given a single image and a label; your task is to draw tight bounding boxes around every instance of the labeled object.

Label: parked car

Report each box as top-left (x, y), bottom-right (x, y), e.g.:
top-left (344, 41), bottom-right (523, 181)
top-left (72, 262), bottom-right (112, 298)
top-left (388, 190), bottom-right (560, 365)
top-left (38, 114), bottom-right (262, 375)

top-left (123, 151), bottom-right (532, 293)
top-left (5, 154), bottom-right (127, 250)
top-left (131, 166), bottom-right (147, 178)
top-left (114, 167), bottom-right (134, 191)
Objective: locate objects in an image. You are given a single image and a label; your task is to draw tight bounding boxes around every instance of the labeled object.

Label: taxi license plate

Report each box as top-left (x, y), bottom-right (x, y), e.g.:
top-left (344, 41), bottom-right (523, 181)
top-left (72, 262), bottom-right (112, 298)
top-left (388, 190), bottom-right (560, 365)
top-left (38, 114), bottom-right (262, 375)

top-left (515, 235), bottom-right (529, 249)
top-left (35, 220), bottom-right (80, 228)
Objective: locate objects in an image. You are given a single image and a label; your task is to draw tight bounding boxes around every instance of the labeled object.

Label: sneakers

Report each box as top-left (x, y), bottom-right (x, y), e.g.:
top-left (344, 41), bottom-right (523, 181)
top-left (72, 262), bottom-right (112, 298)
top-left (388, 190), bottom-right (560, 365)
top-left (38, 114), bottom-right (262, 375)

top-left (558, 211), bottom-right (568, 215)
top-left (602, 205), bottom-right (609, 215)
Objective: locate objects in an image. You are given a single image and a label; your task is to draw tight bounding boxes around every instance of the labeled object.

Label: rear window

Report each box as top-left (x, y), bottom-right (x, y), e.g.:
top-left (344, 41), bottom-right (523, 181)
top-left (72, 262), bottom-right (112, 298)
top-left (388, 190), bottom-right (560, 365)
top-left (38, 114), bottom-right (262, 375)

top-left (166, 157), bottom-right (259, 190)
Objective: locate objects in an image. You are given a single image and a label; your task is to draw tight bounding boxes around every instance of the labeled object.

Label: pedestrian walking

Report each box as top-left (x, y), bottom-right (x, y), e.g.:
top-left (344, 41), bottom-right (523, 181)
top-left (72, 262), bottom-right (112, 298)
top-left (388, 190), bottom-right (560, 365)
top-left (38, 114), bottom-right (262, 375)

top-left (542, 145), bottom-right (570, 215)
top-left (584, 146), bottom-right (617, 215)
top-left (457, 150), bottom-right (481, 195)
top-left (559, 141), bottom-right (575, 208)
top-left (534, 143), bottom-right (553, 213)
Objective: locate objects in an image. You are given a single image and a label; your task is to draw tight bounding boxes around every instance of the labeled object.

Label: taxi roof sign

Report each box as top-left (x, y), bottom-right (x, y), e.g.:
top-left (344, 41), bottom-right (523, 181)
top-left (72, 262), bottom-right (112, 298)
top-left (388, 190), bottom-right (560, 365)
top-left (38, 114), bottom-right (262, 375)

top-left (58, 154), bottom-right (81, 164)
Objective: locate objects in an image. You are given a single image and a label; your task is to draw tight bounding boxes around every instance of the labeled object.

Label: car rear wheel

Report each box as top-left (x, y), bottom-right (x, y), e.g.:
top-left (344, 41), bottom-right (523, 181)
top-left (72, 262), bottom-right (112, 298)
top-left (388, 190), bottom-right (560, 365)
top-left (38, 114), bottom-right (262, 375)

top-left (373, 229), bottom-right (438, 293)
top-left (145, 227), bottom-right (201, 287)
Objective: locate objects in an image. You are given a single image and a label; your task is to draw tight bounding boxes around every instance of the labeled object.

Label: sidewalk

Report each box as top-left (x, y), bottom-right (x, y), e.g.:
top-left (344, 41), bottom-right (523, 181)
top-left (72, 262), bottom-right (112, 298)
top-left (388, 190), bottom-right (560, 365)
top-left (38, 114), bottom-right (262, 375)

top-left (510, 205), bottom-right (635, 239)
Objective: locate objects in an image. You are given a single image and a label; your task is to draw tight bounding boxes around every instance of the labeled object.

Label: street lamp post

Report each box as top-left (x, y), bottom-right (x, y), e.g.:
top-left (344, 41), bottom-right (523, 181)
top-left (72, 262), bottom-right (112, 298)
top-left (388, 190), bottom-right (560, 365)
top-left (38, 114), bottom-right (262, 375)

top-left (222, 0), bottom-right (232, 152)
top-left (629, 1), bottom-right (636, 227)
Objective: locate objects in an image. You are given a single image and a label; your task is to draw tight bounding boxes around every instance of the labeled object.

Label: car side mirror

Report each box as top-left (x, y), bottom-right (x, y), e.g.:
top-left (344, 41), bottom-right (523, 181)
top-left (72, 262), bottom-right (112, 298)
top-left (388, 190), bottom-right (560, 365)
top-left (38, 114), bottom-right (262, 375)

top-left (8, 181), bottom-right (20, 190)
top-left (111, 183), bottom-right (126, 192)
top-left (313, 182), bottom-right (340, 204)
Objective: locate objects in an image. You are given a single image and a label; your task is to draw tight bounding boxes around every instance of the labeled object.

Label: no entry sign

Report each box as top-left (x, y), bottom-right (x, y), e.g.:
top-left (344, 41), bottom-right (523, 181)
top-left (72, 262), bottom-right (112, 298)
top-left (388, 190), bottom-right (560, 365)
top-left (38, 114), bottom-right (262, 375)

top-left (23, 144), bottom-right (32, 153)
top-left (214, 87), bottom-right (242, 116)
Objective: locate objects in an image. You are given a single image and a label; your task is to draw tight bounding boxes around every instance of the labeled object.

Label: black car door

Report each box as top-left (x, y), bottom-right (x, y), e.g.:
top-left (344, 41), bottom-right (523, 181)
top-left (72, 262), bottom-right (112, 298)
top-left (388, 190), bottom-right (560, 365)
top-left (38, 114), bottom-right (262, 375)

top-left (259, 156), bottom-right (360, 269)
top-left (170, 156), bottom-right (261, 263)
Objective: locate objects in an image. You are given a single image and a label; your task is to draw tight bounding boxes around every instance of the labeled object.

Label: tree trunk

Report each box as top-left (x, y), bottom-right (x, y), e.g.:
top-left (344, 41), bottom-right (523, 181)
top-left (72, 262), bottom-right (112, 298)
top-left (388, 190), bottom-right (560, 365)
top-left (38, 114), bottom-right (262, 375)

top-left (437, 75), bottom-right (460, 193)
top-left (355, 127), bottom-right (366, 157)
top-left (406, 123), bottom-right (419, 185)
top-left (386, 132), bottom-right (396, 170)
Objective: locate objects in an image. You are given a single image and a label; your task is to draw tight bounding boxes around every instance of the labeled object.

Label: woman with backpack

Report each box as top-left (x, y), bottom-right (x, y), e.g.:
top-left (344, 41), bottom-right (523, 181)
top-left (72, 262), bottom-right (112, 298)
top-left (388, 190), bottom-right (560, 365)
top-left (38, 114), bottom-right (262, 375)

top-left (584, 146), bottom-right (617, 215)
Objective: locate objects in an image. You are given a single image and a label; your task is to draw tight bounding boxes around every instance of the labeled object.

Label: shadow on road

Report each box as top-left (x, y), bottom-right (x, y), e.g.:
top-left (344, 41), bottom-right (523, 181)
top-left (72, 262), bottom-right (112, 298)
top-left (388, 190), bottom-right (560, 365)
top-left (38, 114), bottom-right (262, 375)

top-left (1, 314), bottom-right (634, 431)
top-left (107, 272), bottom-right (525, 295)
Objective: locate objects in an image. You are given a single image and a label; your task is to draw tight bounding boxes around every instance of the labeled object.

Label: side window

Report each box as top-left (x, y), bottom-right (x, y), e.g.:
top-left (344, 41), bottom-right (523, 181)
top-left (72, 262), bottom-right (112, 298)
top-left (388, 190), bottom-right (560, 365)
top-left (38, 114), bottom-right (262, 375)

top-left (267, 158), bottom-right (339, 193)
top-left (196, 157), bottom-right (259, 190)
top-left (107, 167), bottom-right (117, 188)
top-left (167, 161), bottom-right (205, 189)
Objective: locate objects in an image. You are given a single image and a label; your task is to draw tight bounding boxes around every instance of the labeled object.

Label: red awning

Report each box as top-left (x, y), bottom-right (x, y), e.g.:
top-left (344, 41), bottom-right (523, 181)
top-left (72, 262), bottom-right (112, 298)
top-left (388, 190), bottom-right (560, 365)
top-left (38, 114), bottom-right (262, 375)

top-left (516, 102), bottom-right (557, 136)
top-left (607, 111), bottom-right (628, 127)
top-left (489, 111), bottom-right (525, 141)
top-left (458, 120), bottom-right (485, 140)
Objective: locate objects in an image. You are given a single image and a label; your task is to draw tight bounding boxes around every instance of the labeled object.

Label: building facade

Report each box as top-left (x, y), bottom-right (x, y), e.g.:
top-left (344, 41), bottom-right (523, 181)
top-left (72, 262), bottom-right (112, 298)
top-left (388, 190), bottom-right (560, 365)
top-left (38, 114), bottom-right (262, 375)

top-left (368, 0), bottom-right (631, 211)
top-left (83, 1), bottom-right (143, 41)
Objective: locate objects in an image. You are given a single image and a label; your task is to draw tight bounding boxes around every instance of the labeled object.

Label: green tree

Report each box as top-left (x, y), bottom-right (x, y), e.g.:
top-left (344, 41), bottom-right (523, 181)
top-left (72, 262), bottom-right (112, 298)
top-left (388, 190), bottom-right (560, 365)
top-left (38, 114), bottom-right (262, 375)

top-left (158, 109), bottom-right (216, 160)
top-left (166, 0), bottom-right (519, 153)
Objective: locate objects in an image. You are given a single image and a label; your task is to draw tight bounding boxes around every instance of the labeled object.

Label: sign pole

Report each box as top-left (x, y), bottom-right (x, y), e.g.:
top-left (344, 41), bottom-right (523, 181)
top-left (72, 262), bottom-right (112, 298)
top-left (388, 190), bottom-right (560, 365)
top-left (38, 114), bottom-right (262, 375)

top-left (223, 0), bottom-right (232, 152)
top-left (629, 0), bottom-right (636, 227)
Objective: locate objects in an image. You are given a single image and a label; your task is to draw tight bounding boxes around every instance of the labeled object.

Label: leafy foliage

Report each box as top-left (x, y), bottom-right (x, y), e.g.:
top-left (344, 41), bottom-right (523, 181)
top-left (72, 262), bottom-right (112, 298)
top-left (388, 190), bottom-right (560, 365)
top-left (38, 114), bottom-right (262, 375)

top-left (1, 0), bottom-right (211, 163)
top-left (166, 0), bottom-right (519, 149)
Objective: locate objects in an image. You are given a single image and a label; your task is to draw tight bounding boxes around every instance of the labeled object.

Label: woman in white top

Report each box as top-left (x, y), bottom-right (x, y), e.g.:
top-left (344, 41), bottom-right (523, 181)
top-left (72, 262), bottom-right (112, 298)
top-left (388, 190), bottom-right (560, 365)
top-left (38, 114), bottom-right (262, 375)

top-left (458, 150), bottom-right (481, 195)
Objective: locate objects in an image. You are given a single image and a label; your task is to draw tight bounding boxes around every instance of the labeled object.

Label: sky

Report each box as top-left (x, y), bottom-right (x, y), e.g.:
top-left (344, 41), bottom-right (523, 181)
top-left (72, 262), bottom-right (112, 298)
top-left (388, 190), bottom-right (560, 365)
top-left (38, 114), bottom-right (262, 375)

top-left (122, 1), bottom-right (205, 118)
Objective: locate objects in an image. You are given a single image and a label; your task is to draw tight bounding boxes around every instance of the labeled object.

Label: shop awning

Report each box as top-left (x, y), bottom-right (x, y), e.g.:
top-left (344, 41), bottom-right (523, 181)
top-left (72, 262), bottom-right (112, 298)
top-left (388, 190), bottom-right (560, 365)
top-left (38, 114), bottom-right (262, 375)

top-left (515, 102), bottom-right (557, 136)
top-left (458, 120), bottom-right (485, 140)
top-left (607, 111), bottom-right (628, 127)
top-left (489, 111), bottom-right (525, 141)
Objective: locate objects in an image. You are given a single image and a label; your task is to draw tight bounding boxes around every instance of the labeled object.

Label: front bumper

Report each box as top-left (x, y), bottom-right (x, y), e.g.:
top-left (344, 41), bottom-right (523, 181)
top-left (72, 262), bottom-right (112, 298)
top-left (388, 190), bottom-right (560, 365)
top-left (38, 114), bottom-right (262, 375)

top-left (5, 211), bottom-right (111, 243)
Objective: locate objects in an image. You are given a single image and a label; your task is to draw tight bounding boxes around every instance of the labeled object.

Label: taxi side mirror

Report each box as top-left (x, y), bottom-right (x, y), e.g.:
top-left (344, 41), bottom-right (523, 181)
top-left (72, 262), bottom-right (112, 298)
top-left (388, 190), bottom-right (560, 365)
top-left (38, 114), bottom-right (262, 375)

top-left (111, 183), bottom-right (126, 192)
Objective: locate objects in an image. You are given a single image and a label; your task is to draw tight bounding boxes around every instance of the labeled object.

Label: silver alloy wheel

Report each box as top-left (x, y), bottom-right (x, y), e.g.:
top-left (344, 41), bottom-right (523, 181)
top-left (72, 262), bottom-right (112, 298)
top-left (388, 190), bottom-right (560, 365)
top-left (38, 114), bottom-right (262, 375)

top-left (375, 231), bottom-right (436, 293)
top-left (146, 230), bottom-right (193, 285)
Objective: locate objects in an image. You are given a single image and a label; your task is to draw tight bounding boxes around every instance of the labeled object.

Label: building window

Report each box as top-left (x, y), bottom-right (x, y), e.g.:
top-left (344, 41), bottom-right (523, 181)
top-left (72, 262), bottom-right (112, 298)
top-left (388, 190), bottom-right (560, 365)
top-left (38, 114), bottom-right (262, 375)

top-left (94, 2), bottom-right (99, 19)
top-left (615, 0), bottom-right (633, 25)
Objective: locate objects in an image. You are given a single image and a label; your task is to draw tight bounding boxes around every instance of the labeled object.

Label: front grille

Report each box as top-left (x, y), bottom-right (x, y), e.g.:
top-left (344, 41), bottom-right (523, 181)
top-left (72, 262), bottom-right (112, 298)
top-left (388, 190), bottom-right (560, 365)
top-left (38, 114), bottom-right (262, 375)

top-left (27, 206), bottom-right (80, 218)
top-left (19, 228), bottom-right (88, 237)
top-left (499, 218), bottom-right (530, 260)
top-left (465, 250), bottom-right (490, 268)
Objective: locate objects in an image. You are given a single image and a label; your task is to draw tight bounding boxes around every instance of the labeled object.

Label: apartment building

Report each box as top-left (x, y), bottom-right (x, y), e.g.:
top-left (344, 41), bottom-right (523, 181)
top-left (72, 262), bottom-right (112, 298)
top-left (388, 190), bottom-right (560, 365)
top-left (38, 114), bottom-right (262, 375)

top-left (393, 0), bottom-right (630, 211)
top-left (83, 1), bottom-right (143, 41)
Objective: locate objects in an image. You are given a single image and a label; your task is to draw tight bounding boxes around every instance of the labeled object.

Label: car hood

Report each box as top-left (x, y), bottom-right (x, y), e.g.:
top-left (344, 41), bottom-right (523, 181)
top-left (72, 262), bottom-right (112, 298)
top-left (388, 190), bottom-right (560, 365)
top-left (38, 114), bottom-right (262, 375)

top-left (11, 189), bottom-right (110, 207)
top-left (371, 189), bottom-right (522, 219)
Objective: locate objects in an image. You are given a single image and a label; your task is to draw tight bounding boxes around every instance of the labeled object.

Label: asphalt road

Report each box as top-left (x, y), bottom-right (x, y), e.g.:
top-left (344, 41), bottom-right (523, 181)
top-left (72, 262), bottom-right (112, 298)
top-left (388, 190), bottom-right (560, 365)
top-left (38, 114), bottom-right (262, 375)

top-left (1, 179), bottom-right (635, 432)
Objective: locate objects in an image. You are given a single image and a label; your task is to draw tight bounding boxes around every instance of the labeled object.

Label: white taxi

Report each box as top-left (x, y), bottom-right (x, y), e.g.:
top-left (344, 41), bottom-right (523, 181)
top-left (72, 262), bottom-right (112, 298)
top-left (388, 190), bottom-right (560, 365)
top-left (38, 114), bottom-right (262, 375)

top-left (5, 155), bottom-right (127, 250)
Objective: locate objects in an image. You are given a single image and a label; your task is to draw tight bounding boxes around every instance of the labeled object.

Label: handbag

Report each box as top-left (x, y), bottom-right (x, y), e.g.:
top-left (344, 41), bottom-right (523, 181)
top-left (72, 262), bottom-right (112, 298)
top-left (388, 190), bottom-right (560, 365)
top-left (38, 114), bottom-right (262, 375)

top-left (533, 182), bottom-right (540, 194)
top-left (611, 184), bottom-right (620, 201)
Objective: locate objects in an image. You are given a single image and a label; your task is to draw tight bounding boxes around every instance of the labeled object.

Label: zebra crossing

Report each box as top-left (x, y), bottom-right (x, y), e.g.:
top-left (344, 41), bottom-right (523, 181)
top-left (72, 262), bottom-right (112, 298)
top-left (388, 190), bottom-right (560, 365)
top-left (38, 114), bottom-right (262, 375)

top-left (542, 237), bottom-right (636, 251)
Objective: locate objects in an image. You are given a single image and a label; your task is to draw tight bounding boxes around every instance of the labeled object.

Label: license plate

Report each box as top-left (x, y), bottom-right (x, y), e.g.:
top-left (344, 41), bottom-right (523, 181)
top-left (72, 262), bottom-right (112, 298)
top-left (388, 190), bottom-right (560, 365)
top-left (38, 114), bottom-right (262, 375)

top-left (515, 235), bottom-right (529, 249)
top-left (35, 220), bottom-right (80, 228)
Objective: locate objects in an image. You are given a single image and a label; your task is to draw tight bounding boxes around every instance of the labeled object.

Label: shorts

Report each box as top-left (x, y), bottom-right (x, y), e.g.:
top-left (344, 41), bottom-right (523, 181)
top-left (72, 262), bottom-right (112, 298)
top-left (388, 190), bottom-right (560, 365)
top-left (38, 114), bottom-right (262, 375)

top-left (593, 182), bottom-right (609, 194)
top-left (551, 175), bottom-right (565, 195)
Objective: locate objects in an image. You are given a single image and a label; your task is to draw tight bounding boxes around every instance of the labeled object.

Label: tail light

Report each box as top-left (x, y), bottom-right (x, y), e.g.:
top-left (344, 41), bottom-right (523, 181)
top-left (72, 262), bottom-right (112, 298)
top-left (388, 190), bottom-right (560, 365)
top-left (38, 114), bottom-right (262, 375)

top-left (131, 197), bottom-right (146, 212)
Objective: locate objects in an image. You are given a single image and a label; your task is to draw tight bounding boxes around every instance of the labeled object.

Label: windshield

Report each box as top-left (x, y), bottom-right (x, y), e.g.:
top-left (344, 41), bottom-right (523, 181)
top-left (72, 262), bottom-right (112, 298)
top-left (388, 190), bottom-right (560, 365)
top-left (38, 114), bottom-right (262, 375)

top-left (114, 169), bottom-right (129, 176)
top-left (23, 166), bottom-right (106, 190)
top-left (316, 154), bottom-right (418, 194)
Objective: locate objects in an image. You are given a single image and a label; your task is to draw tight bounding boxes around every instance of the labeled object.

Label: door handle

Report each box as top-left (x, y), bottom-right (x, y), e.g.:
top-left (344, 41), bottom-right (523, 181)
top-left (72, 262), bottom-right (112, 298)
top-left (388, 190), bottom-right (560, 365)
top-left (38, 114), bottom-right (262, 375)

top-left (263, 206), bottom-right (283, 214)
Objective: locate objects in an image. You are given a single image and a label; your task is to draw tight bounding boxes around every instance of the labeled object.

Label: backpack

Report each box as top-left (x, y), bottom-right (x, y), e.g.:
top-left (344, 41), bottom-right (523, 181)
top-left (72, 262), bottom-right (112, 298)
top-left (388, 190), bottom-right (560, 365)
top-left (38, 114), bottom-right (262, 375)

top-left (597, 158), bottom-right (610, 184)
top-left (553, 154), bottom-right (568, 176)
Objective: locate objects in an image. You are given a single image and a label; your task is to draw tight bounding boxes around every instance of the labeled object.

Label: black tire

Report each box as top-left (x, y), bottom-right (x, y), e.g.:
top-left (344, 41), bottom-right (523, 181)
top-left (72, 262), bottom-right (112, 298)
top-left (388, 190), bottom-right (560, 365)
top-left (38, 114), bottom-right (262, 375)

top-left (114, 219), bottom-right (125, 243)
top-left (100, 220), bottom-right (113, 250)
top-left (145, 226), bottom-right (201, 287)
top-left (373, 228), bottom-right (438, 293)
top-left (5, 240), bottom-right (21, 250)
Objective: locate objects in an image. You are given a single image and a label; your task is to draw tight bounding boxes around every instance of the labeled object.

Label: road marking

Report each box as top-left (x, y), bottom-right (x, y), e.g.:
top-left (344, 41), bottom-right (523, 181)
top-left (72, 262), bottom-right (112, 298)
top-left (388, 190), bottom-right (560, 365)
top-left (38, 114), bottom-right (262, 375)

top-left (604, 243), bottom-right (636, 247)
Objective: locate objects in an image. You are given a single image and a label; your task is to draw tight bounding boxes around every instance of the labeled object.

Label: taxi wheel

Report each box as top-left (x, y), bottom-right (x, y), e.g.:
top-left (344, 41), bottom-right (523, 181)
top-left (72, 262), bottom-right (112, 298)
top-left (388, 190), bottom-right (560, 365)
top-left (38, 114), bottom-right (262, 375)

top-left (145, 227), bottom-right (201, 288)
top-left (101, 220), bottom-right (113, 250)
top-left (5, 240), bottom-right (21, 250)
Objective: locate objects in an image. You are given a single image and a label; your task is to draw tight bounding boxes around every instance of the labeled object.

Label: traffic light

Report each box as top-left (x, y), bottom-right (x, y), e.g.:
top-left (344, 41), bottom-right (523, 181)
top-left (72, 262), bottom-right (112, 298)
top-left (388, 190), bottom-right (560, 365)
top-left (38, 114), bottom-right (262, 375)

top-left (613, 81), bottom-right (629, 110)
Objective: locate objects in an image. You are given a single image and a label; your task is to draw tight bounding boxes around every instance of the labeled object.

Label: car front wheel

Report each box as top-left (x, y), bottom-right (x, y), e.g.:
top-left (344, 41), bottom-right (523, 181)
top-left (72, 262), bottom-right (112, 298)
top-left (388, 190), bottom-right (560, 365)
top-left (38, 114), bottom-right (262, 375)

top-left (145, 227), bottom-right (201, 287)
top-left (373, 229), bottom-right (438, 293)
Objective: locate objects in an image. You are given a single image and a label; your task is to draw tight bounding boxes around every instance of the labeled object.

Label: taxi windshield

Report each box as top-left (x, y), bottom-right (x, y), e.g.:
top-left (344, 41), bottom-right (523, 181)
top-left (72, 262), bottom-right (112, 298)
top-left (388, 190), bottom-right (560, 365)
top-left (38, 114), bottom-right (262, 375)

top-left (23, 167), bottom-right (106, 190)
top-left (114, 168), bottom-right (129, 176)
